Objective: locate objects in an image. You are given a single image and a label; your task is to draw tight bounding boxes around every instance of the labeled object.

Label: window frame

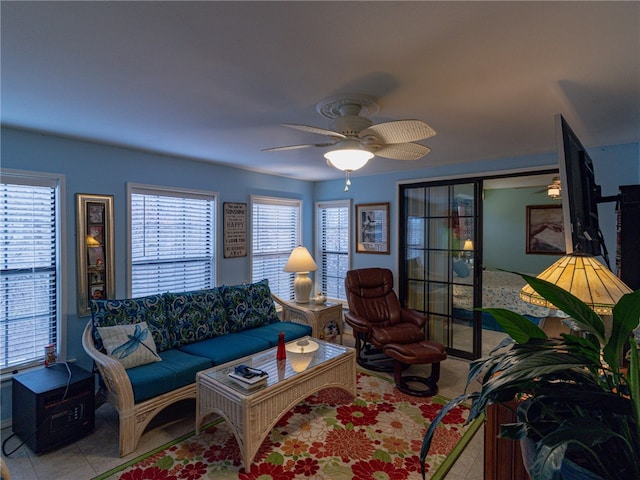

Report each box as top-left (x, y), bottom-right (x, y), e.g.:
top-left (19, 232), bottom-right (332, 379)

top-left (250, 195), bottom-right (302, 300)
top-left (127, 182), bottom-right (217, 297)
top-left (315, 199), bottom-right (351, 302)
top-left (1, 169), bottom-right (66, 374)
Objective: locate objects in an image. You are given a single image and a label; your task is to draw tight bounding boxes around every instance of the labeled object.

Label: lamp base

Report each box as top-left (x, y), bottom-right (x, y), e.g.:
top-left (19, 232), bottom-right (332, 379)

top-left (293, 272), bottom-right (312, 304)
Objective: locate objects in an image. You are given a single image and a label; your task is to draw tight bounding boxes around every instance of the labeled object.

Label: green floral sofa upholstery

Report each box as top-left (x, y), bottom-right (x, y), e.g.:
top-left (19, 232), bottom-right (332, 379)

top-left (82, 279), bottom-right (311, 457)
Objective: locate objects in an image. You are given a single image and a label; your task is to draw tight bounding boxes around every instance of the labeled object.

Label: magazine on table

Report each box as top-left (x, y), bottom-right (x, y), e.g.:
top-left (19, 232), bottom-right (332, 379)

top-left (228, 364), bottom-right (268, 390)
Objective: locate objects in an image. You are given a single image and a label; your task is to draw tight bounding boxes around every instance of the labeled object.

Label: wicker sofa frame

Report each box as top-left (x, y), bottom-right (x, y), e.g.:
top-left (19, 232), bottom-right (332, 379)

top-left (82, 291), bottom-right (309, 457)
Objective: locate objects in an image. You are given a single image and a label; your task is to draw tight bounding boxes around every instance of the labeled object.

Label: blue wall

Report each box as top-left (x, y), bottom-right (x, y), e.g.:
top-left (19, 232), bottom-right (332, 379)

top-left (2, 126), bottom-right (638, 422)
top-left (1, 127), bottom-right (318, 420)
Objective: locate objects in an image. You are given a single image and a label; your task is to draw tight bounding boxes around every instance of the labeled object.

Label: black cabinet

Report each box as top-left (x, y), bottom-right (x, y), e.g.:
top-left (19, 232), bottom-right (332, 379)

top-left (12, 363), bottom-right (94, 453)
top-left (617, 185), bottom-right (640, 290)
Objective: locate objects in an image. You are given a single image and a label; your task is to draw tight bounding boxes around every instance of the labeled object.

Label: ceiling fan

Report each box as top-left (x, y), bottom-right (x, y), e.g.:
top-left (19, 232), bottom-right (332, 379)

top-left (263, 94), bottom-right (436, 190)
top-left (535, 176), bottom-right (562, 199)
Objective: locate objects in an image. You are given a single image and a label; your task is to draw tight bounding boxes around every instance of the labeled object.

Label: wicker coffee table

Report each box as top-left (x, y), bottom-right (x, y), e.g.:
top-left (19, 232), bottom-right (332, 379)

top-left (195, 337), bottom-right (356, 470)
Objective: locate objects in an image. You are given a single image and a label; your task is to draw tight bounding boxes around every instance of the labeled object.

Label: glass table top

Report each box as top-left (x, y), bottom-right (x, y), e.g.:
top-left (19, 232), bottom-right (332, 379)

top-left (202, 336), bottom-right (352, 394)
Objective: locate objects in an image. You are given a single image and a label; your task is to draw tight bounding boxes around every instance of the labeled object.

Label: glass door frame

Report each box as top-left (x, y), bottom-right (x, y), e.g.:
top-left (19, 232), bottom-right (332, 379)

top-left (398, 168), bottom-right (560, 360)
top-left (399, 178), bottom-right (483, 360)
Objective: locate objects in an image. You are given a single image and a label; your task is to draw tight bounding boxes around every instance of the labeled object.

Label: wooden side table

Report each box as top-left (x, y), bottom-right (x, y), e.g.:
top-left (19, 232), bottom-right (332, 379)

top-left (484, 401), bottom-right (530, 480)
top-left (275, 297), bottom-right (344, 344)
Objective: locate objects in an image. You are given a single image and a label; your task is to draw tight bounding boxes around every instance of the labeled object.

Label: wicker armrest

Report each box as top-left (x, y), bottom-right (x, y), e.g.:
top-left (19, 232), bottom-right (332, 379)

top-left (272, 293), bottom-right (321, 334)
top-left (271, 294), bottom-right (312, 326)
top-left (271, 293), bottom-right (288, 311)
top-left (81, 321), bottom-right (135, 413)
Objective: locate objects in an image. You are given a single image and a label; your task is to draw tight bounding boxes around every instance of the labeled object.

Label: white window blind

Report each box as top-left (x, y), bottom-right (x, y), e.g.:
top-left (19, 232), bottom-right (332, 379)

top-left (130, 185), bottom-right (216, 297)
top-left (317, 201), bottom-right (350, 300)
top-left (251, 196), bottom-right (301, 300)
top-left (1, 175), bottom-right (59, 372)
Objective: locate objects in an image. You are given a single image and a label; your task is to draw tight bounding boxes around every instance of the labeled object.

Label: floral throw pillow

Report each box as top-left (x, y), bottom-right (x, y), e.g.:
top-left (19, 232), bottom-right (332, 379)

top-left (97, 321), bottom-right (162, 369)
top-left (221, 279), bottom-right (280, 332)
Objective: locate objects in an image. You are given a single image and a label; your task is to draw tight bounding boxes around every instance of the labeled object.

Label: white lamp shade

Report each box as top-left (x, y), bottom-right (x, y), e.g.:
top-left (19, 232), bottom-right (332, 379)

top-left (283, 246), bottom-right (318, 273)
top-left (284, 246), bottom-right (318, 303)
top-left (285, 339), bottom-right (319, 372)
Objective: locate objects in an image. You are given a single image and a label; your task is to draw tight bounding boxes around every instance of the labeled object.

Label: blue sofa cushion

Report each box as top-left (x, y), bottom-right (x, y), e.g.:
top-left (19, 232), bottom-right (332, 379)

top-left (126, 349), bottom-right (213, 403)
top-left (220, 279), bottom-right (280, 332)
top-left (164, 288), bottom-right (229, 348)
top-left (239, 322), bottom-right (312, 347)
top-left (178, 333), bottom-right (272, 365)
top-left (90, 294), bottom-right (172, 352)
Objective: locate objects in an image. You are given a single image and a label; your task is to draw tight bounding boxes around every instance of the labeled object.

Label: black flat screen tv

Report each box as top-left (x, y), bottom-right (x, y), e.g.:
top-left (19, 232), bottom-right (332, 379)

top-left (555, 114), bottom-right (608, 261)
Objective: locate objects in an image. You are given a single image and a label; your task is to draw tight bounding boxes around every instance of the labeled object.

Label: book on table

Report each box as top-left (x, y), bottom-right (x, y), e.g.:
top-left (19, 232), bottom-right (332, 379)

top-left (228, 365), bottom-right (268, 390)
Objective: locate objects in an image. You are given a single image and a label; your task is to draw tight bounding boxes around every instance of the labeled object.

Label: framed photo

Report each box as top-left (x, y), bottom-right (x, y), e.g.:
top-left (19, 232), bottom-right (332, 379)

top-left (526, 205), bottom-right (565, 255)
top-left (356, 202), bottom-right (390, 254)
top-left (76, 194), bottom-right (115, 316)
top-left (223, 202), bottom-right (247, 258)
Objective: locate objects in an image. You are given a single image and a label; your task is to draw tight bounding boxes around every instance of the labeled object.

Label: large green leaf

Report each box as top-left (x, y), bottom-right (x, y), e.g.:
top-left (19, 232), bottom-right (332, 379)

top-left (481, 350), bottom-right (594, 395)
top-left (520, 273), bottom-right (605, 341)
top-left (421, 272), bottom-right (640, 479)
top-left (603, 289), bottom-right (640, 373)
top-left (481, 307), bottom-right (547, 344)
top-left (561, 334), bottom-right (601, 362)
top-left (499, 421), bottom-right (528, 440)
top-left (628, 340), bottom-right (640, 445)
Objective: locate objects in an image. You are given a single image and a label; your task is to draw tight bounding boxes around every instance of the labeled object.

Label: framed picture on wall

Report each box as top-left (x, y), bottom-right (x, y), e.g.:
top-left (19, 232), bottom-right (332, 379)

top-left (526, 205), bottom-right (565, 255)
top-left (356, 202), bottom-right (390, 254)
top-left (76, 193), bottom-right (115, 316)
top-left (223, 202), bottom-right (247, 258)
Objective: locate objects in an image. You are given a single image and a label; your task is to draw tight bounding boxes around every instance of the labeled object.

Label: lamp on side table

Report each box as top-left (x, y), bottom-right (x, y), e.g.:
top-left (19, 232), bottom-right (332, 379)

top-left (283, 246), bottom-right (318, 304)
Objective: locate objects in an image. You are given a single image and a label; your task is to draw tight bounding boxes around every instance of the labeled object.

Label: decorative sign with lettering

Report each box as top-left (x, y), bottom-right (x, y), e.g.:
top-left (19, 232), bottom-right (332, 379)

top-left (223, 202), bottom-right (247, 258)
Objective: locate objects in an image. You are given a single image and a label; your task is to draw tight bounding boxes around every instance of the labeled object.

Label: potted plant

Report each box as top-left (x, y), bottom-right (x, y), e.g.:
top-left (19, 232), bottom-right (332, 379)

top-left (420, 273), bottom-right (640, 480)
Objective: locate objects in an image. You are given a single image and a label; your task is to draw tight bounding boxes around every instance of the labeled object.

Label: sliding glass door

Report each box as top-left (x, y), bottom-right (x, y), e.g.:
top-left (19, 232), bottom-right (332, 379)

top-left (399, 180), bottom-right (482, 359)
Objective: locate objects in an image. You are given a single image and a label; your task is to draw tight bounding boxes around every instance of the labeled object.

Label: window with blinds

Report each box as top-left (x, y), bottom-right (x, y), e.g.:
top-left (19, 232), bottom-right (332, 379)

top-left (1, 173), bottom-right (61, 372)
top-left (316, 200), bottom-right (350, 300)
top-left (129, 184), bottom-right (216, 297)
top-left (251, 196), bottom-right (301, 300)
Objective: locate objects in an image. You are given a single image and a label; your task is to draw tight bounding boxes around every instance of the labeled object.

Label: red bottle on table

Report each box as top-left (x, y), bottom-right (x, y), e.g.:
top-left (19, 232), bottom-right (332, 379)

top-left (276, 332), bottom-right (287, 360)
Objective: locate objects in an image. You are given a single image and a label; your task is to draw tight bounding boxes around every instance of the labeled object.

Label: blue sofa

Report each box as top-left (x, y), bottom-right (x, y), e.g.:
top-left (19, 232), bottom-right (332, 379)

top-left (82, 279), bottom-right (311, 456)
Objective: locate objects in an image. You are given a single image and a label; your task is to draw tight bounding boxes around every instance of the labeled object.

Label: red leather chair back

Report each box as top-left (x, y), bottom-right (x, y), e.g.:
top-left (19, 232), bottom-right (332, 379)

top-left (345, 268), bottom-right (402, 327)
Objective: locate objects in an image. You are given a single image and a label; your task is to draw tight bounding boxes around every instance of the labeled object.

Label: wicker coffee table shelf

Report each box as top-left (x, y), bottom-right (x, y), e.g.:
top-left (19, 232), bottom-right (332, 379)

top-left (195, 337), bottom-right (356, 470)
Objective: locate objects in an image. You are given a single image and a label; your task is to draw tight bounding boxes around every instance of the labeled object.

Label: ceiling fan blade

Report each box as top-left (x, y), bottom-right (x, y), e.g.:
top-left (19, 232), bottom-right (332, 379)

top-left (361, 120), bottom-right (436, 144)
top-left (262, 141), bottom-right (337, 152)
top-left (375, 142), bottom-right (431, 160)
top-left (262, 144), bottom-right (315, 152)
top-left (282, 123), bottom-right (346, 139)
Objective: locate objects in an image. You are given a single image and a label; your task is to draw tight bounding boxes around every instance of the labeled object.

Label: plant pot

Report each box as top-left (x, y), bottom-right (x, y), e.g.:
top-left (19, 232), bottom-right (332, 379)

top-left (520, 437), bottom-right (605, 480)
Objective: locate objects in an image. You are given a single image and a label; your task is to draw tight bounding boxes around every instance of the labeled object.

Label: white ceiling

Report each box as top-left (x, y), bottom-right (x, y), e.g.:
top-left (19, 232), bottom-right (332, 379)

top-left (2, 2), bottom-right (638, 182)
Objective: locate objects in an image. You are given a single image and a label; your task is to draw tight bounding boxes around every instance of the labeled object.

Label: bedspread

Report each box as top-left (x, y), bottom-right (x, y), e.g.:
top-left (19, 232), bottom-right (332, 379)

top-left (453, 269), bottom-right (554, 318)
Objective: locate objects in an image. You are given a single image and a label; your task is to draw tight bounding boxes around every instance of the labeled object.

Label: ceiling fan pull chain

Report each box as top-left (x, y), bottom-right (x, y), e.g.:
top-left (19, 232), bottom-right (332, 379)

top-left (344, 171), bottom-right (352, 192)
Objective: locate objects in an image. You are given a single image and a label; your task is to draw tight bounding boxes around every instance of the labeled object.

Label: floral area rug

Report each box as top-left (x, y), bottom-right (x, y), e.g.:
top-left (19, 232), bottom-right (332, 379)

top-left (94, 371), bottom-right (481, 480)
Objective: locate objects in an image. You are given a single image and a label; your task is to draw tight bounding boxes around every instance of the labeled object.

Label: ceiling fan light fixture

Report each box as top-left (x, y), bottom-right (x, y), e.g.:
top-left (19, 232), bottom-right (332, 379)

top-left (324, 145), bottom-right (373, 172)
top-left (324, 141), bottom-right (374, 192)
top-left (547, 177), bottom-right (562, 199)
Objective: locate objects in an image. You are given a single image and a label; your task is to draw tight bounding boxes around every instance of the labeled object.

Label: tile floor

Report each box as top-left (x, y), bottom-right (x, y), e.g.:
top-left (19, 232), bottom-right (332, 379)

top-left (1, 335), bottom-right (485, 480)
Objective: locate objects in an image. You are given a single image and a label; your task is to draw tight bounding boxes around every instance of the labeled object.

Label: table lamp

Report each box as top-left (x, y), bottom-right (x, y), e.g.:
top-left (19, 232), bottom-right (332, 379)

top-left (520, 252), bottom-right (632, 315)
top-left (283, 246), bottom-right (318, 303)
